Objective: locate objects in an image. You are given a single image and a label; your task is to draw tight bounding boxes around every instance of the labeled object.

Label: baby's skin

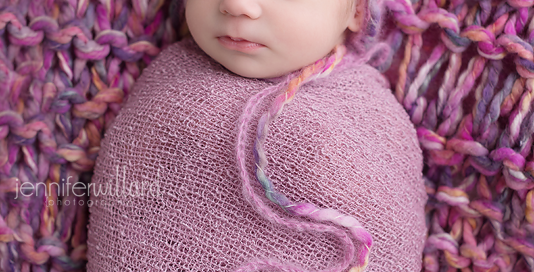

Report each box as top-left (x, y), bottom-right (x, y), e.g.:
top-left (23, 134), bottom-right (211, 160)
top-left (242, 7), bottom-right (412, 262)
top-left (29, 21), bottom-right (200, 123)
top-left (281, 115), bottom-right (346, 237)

top-left (185, 0), bottom-right (365, 78)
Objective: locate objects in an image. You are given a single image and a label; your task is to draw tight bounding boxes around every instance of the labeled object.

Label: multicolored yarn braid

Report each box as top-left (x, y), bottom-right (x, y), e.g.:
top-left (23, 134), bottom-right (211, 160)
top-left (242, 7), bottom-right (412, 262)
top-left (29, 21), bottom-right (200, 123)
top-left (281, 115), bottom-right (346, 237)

top-left (230, 0), bottom-right (392, 271)
top-left (234, 45), bottom-right (373, 272)
top-left (381, 0), bottom-right (534, 270)
top-left (0, 0), bottom-right (176, 270)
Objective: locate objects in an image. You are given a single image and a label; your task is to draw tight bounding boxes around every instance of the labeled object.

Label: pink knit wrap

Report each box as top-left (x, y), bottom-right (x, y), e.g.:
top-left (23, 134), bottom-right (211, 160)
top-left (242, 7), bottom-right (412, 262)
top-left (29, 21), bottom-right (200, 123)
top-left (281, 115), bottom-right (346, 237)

top-left (86, 39), bottom-right (427, 271)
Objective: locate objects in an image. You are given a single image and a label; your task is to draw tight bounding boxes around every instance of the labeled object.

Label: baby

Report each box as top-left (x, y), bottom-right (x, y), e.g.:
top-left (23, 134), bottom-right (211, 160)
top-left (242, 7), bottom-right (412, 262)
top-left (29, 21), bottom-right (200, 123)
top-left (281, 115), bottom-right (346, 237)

top-left (86, 0), bottom-right (427, 271)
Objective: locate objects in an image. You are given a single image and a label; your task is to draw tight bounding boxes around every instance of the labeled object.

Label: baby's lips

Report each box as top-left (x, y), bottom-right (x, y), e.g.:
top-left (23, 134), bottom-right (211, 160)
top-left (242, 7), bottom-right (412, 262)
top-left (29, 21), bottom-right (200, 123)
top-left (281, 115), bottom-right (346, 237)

top-left (217, 36), bottom-right (266, 53)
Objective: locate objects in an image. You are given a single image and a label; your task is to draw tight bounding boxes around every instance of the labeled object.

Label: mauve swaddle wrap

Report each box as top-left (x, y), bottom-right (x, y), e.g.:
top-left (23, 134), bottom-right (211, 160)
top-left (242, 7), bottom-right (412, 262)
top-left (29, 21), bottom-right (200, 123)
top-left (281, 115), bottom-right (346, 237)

top-left (86, 39), bottom-right (427, 271)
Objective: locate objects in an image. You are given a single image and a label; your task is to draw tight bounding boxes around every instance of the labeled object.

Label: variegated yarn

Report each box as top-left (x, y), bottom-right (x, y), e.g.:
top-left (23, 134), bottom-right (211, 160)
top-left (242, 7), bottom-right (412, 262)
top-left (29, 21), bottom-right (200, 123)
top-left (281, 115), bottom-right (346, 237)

top-left (232, 0), bottom-right (390, 270)
top-left (0, 0), bottom-right (176, 270)
top-left (383, 0), bottom-right (534, 270)
top-left (234, 45), bottom-right (373, 272)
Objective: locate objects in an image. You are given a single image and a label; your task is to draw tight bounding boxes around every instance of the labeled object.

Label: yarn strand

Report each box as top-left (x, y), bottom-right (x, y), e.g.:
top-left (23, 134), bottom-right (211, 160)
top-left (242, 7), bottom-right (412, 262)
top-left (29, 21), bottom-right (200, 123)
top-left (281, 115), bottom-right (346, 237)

top-left (235, 45), bottom-right (373, 272)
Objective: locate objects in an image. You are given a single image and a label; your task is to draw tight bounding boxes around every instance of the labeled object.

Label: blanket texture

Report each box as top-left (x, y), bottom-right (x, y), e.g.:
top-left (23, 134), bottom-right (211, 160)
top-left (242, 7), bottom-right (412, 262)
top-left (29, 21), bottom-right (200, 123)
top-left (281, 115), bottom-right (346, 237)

top-left (86, 39), bottom-right (427, 271)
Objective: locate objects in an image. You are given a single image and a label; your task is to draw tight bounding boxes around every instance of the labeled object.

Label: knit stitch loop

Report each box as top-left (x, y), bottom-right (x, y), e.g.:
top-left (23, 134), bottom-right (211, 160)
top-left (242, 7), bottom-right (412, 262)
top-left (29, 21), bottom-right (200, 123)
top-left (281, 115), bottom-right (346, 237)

top-left (384, 0), bottom-right (534, 269)
top-left (0, 0), bottom-right (176, 270)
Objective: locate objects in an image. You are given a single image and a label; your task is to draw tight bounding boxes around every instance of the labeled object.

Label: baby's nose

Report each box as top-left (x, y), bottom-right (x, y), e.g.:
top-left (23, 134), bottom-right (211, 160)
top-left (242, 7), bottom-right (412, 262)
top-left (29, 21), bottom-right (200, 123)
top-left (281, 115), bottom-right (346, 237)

top-left (219, 0), bottom-right (262, 19)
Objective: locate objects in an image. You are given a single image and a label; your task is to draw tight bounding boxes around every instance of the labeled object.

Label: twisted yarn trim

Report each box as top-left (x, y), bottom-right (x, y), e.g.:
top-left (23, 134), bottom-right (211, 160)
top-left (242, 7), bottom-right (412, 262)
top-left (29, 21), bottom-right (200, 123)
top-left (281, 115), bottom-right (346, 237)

top-left (234, 45), bottom-right (372, 272)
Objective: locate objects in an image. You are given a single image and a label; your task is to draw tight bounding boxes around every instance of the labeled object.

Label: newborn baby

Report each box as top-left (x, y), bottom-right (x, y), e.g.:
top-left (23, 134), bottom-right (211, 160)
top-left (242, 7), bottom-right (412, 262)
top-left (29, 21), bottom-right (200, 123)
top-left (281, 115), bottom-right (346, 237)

top-left (86, 0), bottom-right (427, 271)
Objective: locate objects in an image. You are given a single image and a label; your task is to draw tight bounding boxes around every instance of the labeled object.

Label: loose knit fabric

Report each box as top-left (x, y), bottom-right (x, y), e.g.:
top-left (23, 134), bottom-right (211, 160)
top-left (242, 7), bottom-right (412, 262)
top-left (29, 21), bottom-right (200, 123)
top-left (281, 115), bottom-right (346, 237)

top-left (86, 39), bottom-right (427, 271)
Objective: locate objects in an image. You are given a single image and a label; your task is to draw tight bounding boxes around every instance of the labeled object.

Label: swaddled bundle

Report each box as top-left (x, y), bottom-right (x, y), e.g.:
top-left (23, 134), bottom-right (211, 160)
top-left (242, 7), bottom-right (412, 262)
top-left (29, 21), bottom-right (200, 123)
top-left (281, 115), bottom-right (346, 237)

top-left (86, 39), bottom-right (427, 271)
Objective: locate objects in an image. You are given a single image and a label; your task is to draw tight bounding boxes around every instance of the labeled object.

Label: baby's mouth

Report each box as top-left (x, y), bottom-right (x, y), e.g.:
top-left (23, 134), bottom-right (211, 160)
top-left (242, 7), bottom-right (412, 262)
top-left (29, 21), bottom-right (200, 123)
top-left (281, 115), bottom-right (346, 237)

top-left (227, 36), bottom-right (247, 42)
top-left (217, 36), bottom-right (265, 53)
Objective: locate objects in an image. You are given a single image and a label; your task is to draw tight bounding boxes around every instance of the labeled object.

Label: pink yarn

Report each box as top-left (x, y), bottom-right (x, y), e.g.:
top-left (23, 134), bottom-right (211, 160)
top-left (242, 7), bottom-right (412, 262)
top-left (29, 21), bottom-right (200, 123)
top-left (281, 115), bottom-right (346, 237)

top-left (0, 0), bottom-right (176, 270)
top-left (382, 0), bottom-right (534, 269)
top-left (234, 45), bottom-right (374, 271)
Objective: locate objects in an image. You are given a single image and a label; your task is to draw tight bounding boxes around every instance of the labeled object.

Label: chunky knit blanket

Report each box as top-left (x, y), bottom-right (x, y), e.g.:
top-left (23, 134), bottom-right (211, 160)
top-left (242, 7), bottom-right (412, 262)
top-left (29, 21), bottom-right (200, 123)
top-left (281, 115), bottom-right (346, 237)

top-left (383, 0), bottom-right (534, 270)
top-left (2, 0), bottom-right (534, 271)
top-left (0, 0), bottom-right (175, 271)
top-left (85, 38), bottom-right (427, 271)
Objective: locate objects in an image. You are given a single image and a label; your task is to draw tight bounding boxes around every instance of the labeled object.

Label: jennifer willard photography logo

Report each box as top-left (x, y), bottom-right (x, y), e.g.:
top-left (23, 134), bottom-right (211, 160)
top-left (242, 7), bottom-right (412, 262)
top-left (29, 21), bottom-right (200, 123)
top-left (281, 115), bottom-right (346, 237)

top-left (13, 165), bottom-right (162, 207)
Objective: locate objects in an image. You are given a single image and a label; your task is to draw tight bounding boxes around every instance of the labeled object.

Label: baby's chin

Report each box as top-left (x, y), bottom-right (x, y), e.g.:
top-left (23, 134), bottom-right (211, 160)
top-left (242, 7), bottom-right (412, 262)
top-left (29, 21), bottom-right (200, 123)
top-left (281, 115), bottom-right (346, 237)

top-left (225, 66), bottom-right (288, 79)
top-left (217, 59), bottom-right (292, 79)
top-left (221, 60), bottom-right (313, 79)
top-left (206, 51), bottom-right (306, 79)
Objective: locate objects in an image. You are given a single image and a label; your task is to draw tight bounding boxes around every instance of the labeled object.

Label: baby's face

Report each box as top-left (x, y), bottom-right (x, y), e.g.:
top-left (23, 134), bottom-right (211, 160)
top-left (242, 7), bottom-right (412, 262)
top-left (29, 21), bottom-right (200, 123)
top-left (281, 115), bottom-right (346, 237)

top-left (185, 0), bottom-right (357, 78)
